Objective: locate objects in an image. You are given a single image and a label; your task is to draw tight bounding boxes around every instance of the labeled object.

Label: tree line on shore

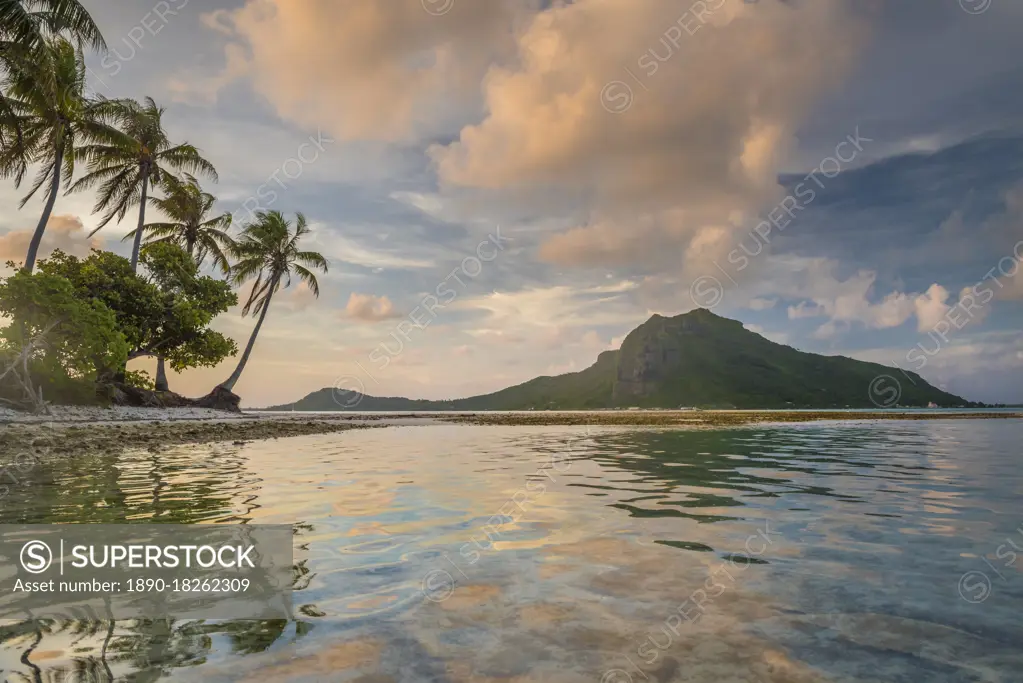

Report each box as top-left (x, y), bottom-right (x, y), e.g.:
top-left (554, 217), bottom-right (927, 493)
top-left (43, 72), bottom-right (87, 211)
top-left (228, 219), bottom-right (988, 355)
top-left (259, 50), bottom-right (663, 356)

top-left (0, 0), bottom-right (328, 412)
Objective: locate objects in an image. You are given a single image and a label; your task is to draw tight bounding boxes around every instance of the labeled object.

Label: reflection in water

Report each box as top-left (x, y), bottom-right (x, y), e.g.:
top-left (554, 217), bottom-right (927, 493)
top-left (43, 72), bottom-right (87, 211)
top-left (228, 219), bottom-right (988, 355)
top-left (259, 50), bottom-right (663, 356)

top-left (0, 421), bottom-right (1021, 681)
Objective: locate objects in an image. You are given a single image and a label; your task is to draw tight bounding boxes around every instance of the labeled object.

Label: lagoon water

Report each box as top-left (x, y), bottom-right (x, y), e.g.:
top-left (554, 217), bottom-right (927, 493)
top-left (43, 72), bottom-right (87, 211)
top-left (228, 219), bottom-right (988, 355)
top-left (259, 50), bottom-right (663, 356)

top-left (1, 420), bottom-right (1021, 681)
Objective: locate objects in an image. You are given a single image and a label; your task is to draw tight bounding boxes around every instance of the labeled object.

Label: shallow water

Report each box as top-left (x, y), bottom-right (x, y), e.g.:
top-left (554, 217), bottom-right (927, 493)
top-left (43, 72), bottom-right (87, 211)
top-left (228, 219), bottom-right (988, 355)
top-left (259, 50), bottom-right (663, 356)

top-left (1, 420), bottom-right (1021, 682)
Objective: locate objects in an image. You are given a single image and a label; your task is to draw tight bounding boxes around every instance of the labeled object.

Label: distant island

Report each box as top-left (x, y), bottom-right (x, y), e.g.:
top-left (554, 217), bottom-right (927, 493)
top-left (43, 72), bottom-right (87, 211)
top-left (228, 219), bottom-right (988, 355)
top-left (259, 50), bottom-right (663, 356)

top-left (267, 309), bottom-right (976, 411)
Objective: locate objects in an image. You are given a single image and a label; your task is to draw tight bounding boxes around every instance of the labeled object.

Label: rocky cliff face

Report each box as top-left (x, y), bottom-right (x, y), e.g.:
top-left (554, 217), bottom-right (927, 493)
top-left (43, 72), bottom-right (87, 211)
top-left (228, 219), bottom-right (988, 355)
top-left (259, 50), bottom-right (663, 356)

top-left (613, 309), bottom-right (740, 402)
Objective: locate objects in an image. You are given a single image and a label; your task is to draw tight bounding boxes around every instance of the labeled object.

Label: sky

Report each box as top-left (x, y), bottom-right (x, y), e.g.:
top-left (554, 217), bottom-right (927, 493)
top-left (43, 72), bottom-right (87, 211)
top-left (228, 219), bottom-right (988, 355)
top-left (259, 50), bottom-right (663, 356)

top-left (1, 0), bottom-right (1022, 407)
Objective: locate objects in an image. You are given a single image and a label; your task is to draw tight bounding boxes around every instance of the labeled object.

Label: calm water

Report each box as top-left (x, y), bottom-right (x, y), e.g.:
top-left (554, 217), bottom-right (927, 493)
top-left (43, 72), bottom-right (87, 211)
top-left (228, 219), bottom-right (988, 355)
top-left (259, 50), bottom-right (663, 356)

top-left (0, 420), bottom-right (1021, 682)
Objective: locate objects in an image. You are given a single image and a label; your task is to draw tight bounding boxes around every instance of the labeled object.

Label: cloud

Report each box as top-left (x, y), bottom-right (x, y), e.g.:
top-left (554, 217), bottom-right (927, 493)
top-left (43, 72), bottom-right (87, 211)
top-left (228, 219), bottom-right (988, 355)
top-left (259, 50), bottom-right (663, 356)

top-left (186, 0), bottom-right (538, 141)
top-left (997, 267), bottom-right (1023, 300)
top-left (456, 282), bottom-right (643, 332)
top-left (747, 297), bottom-right (777, 311)
top-left (0, 215), bottom-right (101, 266)
top-left (344, 293), bottom-right (402, 322)
top-left (809, 319), bottom-right (841, 340)
top-left (914, 284), bottom-right (951, 331)
top-left (324, 233), bottom-right (436, 271)
top-left (850, 330), bottom-right (1023, 404)
top-left (788, 301), bottom-right (826, 320)
top-left (776, 261), bottom-right (916, 332)
top-left (431, 0), bottom-right (871, 272)
top-left (188, 0), bottom-right (874, 278)
top-left (283, 281), bottom-right (318, 312)
top-left (989, 183), bottom-right (1023, 300)
top-left (773, 254), bottom-right (1000, 341)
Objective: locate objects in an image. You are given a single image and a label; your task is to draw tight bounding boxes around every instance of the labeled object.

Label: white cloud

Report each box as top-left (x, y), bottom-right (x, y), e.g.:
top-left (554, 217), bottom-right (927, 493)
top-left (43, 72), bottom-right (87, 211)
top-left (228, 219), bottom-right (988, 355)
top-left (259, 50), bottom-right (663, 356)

top-left (766, 257), bottom-right (923, 334)
top-left (324, 233), bottom-right (435, 270)
top-left (914, 284), bottom-right (951, 332)
top-left (747, 297), bottom-right (777, 311)
top-left (0, 215), bottom-right (101, 266)
top-left (344, 293), bottom-right (402, 322)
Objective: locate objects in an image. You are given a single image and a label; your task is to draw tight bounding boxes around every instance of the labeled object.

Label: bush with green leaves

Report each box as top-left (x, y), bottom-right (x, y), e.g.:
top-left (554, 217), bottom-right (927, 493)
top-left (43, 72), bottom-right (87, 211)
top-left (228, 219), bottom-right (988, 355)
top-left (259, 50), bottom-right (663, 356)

top-left (0, 245), bottom-right (238, 407)
top-left (124, 369), bottom-right (155, 391)
top-left (137, 241), bottom-right (238, 372)
top-left (0, 266), bottom-right (128, 405)
top-left (37, 246), bottom-right (238, 377)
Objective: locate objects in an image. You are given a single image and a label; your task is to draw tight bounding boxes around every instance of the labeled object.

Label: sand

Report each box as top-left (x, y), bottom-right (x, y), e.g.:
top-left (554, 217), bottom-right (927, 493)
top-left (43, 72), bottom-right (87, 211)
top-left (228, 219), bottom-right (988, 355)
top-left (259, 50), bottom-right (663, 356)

top-left (0, 405), bottom-right (241, 424)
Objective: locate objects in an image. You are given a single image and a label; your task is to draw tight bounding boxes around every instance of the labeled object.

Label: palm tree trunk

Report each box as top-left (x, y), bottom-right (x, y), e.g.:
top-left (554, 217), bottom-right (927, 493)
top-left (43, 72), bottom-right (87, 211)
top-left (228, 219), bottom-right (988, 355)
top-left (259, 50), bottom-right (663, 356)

top-left (129, 168), bottom-right (150, 271)
top-left (23, 139), bottom-right (64, 273)
top-left (219, 285), bottom-right (275, 392)
top-left (127, 169), bottom-right (160, 388)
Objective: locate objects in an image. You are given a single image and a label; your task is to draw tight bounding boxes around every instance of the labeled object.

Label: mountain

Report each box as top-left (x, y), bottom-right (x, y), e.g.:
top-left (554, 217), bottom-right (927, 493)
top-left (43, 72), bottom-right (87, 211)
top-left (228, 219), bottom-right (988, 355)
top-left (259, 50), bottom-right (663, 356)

top-left (265, 309), bottom-right (970, 410)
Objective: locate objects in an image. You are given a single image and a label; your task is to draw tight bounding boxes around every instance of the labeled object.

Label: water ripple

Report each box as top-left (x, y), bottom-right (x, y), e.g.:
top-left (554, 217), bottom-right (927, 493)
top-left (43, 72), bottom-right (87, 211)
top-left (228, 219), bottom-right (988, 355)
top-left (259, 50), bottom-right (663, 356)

top-left (0, 421), bottom-right (1020, 682)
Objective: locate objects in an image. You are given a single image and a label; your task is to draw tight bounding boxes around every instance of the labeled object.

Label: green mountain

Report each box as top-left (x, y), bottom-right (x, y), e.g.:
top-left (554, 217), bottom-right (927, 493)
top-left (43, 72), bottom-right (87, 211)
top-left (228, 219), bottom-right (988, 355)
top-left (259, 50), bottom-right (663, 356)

top-left (266, 309), bottom-right (970, 410)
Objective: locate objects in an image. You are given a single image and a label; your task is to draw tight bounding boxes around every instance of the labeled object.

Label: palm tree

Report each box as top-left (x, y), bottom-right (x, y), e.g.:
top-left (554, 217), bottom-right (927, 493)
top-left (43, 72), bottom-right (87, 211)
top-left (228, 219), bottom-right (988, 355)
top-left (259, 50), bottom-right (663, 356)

top-left (126, 173), bottom-right (234, 272)
top-left (217, 211), bottom-right (328, 393)
top-left (71, 96), bottom-right (218, 271)
top-left (125, 172), bottom-right (234, 391)
top-left (0, 0), bottom-right (104, 55)
top-left (0, 37), bottom-right (115, 271)
top-left (0, 0), bottom-right (105, 151)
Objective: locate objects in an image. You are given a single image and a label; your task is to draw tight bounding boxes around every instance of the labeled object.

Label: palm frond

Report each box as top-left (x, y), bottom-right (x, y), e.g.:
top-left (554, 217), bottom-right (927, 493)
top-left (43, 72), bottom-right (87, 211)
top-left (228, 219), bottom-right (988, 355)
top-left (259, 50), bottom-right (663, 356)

top-left (68, 98), bottom-right (219, 237)
top-left (0, 0), bottom-right (104, 56)
top-left (226, 210), bottom-right (329, 316)
top-left (295, 250), bottom-right (328, 272)
top-left (32, 0), bottom-right (106, 51)
top-left (292, 264), bottom-right (321, 298)
top-left (157, 143), bottom-right (218, 182)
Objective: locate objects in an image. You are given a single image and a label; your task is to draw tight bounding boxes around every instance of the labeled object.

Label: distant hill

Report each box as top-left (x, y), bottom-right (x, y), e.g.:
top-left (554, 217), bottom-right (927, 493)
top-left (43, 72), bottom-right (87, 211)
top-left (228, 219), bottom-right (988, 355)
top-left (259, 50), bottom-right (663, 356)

top-left (265, 309), bottom-right (971, 411)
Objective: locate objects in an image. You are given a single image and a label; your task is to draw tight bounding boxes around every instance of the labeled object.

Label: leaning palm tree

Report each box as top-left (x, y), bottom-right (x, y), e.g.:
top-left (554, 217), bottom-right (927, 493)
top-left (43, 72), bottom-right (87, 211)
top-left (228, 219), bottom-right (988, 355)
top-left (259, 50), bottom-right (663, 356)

top-left (71, 96), bottom-right (218, 271)
top-left (0, 37), bottom-right (116, 271)
top-left (216, 211), bottom-right (328, 394)
top-left (125, 172), bottom-right (234, 392)
top-left (126, 173), bottom-right (234, 273)
top-left (0, 0), bottom-right (105, 150)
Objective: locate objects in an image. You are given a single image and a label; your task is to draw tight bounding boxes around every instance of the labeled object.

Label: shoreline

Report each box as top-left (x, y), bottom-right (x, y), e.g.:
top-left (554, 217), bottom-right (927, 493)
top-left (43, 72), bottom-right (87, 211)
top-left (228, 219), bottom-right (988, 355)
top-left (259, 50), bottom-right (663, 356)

top-left (434, 409), bottom-right (1023, 427)
top-left (0, 413), bottom-right (379, 459)
top-left (1, 408), bottom-right (1021, 459)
